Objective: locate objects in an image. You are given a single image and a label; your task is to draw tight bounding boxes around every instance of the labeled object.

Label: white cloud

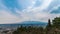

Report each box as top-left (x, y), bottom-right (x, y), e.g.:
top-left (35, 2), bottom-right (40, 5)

top-left (0, 0), bottom-right (60, 24)
top-left (49, 5), bottom-right (60, 13)
top-left (0, 0), bottom-right (22, 24)
top-left (0, 9), bottom-right (21, 24)
top-left (17, 0), bottom-right (36, 9)
top-left (16, 0), bottom-right (60, 23)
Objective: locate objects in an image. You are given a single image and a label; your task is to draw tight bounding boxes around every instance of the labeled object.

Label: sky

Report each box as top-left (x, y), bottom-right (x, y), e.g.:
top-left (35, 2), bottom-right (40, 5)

top-left (0, 0), bottom-right (60, 24)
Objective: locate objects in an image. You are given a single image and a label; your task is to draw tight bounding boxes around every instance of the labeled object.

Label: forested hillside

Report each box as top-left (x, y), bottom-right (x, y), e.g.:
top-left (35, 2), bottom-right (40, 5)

top-left (13, 17), bottom-right (60, 34)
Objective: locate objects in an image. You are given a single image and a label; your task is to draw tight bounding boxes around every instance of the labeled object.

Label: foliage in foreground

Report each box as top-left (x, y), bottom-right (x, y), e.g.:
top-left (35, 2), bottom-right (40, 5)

top-left (13, 17), bottom-right (60, 34)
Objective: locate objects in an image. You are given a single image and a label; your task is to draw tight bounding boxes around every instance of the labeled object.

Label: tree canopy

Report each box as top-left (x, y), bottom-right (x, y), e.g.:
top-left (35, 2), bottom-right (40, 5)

top-left (52, 17), bottom-right (60, 28)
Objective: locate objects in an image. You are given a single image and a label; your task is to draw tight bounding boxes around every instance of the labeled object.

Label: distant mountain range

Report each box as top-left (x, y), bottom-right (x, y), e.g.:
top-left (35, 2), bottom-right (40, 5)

top-left (19, 21), bottom-right (47, 25)
top-left (0, 21), bottom-right (47, 28)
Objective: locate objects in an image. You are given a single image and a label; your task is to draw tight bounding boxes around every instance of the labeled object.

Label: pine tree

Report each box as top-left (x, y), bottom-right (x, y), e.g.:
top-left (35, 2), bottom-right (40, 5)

top-left (46, 19), bottom-right (51, 28)
top-left (46, 19), bottom-right (52, 34)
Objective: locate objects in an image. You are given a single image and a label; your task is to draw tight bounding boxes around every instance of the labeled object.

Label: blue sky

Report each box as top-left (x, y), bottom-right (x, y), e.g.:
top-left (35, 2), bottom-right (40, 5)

top-left (0, 0), bottom-right (60, 24)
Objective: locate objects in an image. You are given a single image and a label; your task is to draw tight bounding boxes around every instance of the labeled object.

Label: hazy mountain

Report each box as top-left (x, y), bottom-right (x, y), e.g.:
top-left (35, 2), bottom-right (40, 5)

top-left (0, 21), bottom-right (47, 28)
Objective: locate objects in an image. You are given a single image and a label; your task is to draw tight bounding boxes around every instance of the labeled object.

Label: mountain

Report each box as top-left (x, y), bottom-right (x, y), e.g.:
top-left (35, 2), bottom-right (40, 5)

top-left (0, 21), bottom-right (47, 28)
top-left (17, 21), bottom-right (48, 26)
top-left (20, 21), bottom-right (47, 24)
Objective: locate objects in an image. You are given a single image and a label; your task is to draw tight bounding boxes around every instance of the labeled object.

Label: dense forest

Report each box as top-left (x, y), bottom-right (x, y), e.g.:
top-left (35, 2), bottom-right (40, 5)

top-left (13, 17), bottom-right (60, 34)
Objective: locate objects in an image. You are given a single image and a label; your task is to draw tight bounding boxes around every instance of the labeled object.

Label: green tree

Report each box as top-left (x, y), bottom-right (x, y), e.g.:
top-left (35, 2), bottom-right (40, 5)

top-left (46, 19), bottom-right (52, 34)
top-left (52, 17), bottom-right (60, 29)
top-left (46, 19), bottom-right (51, 30)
